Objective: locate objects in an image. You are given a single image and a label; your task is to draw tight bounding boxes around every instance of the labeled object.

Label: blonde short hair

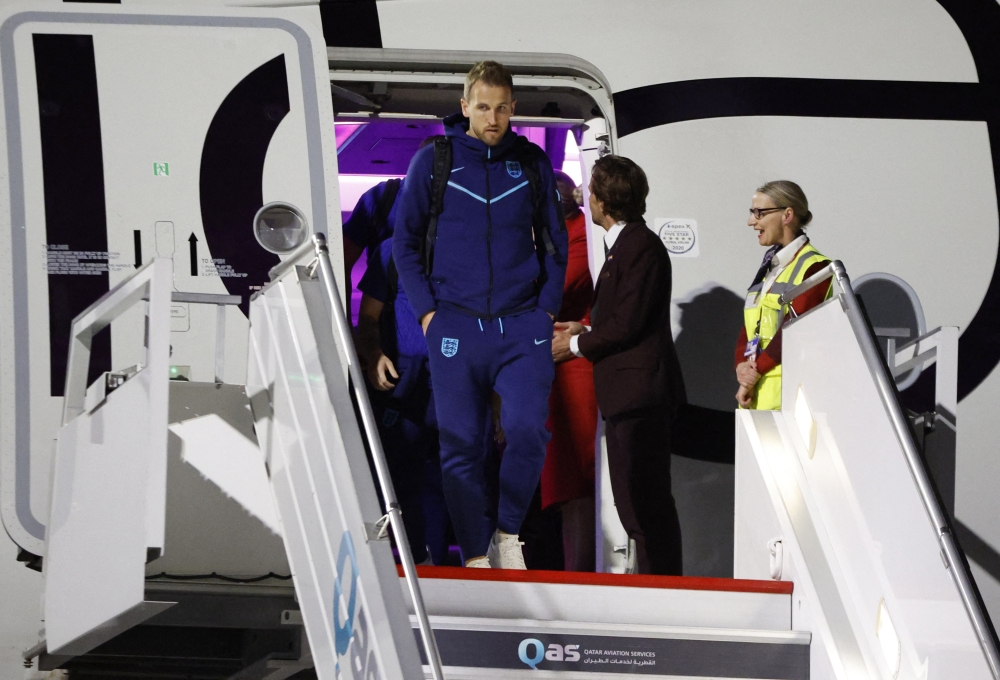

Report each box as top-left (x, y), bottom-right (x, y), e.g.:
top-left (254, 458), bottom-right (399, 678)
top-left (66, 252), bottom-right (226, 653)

top-left (464, 60), bottom-right (514, 101)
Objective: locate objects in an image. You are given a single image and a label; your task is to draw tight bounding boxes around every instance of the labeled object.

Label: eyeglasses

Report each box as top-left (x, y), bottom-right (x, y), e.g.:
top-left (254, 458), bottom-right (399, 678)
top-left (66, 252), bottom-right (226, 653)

top-left (749, 206), bottom-right (787, 220)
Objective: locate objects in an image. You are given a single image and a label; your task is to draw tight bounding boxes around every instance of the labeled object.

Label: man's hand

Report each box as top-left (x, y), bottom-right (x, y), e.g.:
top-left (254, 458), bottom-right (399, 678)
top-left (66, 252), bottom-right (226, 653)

top-left (736, 360), bottom-right (760, 389)
top-left (366, 354), bottom-right (399, 391)
top-left (420, 311), bottom-right (436, 336)
top-left (554, 321), bottom-right (585, 336)
top-left (736, 384), bottom-right (754, 408)
top-left (552, 330), bottom-right (575, 364)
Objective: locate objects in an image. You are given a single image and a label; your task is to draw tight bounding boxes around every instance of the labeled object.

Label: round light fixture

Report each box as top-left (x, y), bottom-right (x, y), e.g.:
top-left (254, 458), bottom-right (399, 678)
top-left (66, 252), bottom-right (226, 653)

top-left (253, 202), bottom-right (309, 254)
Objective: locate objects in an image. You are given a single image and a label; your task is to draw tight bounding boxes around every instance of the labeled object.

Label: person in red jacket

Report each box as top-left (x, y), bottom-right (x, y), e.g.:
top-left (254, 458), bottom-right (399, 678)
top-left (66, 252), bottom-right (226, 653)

top-left (542, 171), bottom-right (599, 571)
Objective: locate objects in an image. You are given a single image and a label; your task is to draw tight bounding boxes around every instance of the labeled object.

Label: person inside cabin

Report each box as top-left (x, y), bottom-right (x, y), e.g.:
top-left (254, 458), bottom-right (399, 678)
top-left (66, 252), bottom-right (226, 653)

top-left (356, 235), bottom-right (449, 566)
top-left (349, 135), bottom-right (451, 566)
top-left (552, 155), bottom-right (686, 575)
top-left (392, 60), bottom-right (568, 569)
top-left (342, 136), bottom-right (444, 320)
top-left (735, 181), bottom-right (831, 410)
top-left (540, 171), bottom-right (599, 572)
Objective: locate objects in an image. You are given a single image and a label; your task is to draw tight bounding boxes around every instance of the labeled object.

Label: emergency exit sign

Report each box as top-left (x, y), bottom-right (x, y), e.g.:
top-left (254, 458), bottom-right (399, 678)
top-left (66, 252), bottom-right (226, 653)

top-left (153, 162), bottom-right (169, 176)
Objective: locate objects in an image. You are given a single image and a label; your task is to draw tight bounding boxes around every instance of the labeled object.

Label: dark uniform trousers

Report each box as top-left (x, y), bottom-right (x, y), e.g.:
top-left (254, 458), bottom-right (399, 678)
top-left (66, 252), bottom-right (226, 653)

top-left (577, 220), bottom-right (687, 577)
top-left (605, 407), bottom-right (682, 575)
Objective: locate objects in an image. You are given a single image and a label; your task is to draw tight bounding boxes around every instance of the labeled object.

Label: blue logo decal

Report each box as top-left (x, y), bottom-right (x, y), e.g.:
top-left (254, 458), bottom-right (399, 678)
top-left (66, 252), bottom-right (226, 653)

top-left (333, 532), bottom-right (359, 656)
top-left (506, 161), bottom-right (522, 178)
top-left (441, 338), bottom-right (459, 357)
top-left (518, 638), bottom-right (545, 670)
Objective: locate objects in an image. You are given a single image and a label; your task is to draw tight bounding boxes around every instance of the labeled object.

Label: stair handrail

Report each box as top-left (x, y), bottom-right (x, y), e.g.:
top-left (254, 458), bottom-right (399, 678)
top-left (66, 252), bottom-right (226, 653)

top-left (777, 261), bottom-right (835, 311)
top-left (784, 259), bottom-right (1000, 678)
top-left (62, 258), bottom-right (172, 425)
top-left (305, 233), bottom-right (445, 680)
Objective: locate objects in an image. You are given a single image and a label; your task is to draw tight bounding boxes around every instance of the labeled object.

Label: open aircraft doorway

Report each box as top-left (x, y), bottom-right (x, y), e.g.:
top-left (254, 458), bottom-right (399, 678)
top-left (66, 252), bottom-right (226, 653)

top-left (335, 119), bottom-right (589, 323)
top-left (326, 49), bottom-right (626, 572)
top-left (326, 49), bottom-right (758, 579)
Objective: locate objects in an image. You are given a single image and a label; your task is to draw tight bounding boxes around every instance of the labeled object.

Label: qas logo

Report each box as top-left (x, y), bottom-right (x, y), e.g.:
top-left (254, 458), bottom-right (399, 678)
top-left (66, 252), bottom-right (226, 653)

top-left (333, 532), bottom-right (382, 680)
top-left (518, 639), bottom-right (581, 670)
top-left (506, 161), bottom-right (522, 178)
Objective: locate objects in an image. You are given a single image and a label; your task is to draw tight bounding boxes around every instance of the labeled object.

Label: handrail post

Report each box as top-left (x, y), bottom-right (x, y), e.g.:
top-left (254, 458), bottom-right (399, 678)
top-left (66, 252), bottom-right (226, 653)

top-left (309, 234), bottom-right (445, 680)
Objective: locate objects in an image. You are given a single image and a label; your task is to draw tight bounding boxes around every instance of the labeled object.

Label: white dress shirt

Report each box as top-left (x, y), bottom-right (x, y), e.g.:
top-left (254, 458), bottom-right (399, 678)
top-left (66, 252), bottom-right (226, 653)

top-left (569, 221), bottom-right (627, 357)
top-left (749, 234), bottom-right (809, 306)
top-left (603, 221), bottom-right (627, 251)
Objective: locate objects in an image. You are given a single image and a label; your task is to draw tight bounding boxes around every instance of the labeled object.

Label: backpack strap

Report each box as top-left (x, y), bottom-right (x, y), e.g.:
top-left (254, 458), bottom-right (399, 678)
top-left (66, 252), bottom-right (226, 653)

top-left (421, 138), bottom-right (453, 276)
top-left (380, 254), bottom-right (401, 363)
top-left (368, 179), bottom-right (402, 361)
top-left (371, 178), bottom-right (401, 244)
top-left (386, 253), bottom-right (399, 305)
top-left (513, 138), bottom-right (565, 262)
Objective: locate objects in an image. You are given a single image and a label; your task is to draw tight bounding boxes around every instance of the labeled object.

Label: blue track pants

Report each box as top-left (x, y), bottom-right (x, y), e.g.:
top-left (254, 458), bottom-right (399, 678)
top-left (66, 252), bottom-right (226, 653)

top-left (425, 306), bottom-right (555, 560)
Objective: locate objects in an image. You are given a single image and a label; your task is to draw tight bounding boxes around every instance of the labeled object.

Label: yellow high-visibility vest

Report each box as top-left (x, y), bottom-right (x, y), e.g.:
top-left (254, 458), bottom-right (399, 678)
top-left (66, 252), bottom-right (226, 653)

top-left (743, 241), bottom-right (830, 410)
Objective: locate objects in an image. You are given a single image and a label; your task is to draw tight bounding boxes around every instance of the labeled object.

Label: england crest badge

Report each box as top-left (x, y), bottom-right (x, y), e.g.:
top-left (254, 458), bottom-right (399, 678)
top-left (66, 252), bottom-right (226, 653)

top-left (441, 338), bottom-right (459, 357)
top-left (506, 161), bottom-right (522, 178)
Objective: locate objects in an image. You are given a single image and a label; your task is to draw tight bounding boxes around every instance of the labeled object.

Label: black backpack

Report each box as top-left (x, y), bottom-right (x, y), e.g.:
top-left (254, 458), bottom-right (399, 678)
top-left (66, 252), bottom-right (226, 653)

top-left (419, 136), bottom-right (565, 277)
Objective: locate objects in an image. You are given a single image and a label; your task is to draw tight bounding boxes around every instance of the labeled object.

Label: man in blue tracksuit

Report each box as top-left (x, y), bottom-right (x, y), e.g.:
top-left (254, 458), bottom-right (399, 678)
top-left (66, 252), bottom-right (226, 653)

top-left (393, 61), bottom-right (568, 568)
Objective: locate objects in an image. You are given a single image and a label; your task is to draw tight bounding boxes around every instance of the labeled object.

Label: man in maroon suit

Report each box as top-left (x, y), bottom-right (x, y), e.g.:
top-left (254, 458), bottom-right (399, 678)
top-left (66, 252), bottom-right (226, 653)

top-left (552, 155), bottom-right (686, 575)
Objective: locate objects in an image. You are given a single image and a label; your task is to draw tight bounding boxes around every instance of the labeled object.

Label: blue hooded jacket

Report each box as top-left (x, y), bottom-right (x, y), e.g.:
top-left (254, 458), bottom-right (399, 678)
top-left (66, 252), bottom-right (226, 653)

top-left (392, 113), bottom-right (568, 321)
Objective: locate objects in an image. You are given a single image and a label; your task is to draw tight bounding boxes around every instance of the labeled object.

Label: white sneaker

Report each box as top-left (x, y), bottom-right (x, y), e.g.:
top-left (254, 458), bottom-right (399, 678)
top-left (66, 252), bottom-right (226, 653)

top-left (465, 556), bottom-right (491, 568)
top-left (487, 531), bottom-right (526, 570)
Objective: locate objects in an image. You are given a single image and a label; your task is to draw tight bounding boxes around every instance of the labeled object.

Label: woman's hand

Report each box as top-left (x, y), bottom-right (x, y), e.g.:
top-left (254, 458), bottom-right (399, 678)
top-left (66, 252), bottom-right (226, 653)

top-left (494, 421), bottom-right (506, 445)
top-left (736, 384), bottom-right (755, 408)
top-left (552, 330), bottom-right (575, 364)
top-left (736, 360), bottom-right (760, 389)
top-left (366, 354), bottom-right (399, 391)
top-left (491, 392), bottom-right (505, 445)
top-left (552, 321), bottom-right (586, 364)
top-left (554, 321), bottom-right (585, 336)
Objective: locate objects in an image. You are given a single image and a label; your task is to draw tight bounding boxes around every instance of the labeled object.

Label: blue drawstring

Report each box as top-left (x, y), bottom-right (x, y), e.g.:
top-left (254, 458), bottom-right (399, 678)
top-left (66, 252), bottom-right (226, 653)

top-left (478, 318), bottom-right (484, 332)
top-left (499, 317), bottom-right (504, 336)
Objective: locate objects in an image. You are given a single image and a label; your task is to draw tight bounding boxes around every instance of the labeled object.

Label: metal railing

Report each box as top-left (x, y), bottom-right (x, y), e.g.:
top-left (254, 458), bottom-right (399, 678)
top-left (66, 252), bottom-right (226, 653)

top-left (782, 260), bottom-right (1000, 678)
top-left (168, 292), bottom-right (242, 384)
top-left (269, 235), bottom-right (445, 680)
top-left (62, 259), bottom-right (172, 425)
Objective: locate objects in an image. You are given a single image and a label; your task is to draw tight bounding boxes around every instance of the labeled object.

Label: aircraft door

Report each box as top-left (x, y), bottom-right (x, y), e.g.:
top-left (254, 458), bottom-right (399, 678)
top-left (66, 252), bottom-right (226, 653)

top-left (0, 3), bottom-right (340, 555)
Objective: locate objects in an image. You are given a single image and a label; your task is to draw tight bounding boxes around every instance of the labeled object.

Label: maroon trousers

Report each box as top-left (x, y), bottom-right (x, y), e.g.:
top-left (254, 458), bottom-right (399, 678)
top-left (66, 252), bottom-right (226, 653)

top-left (604, 408), bottom-right (683, 575)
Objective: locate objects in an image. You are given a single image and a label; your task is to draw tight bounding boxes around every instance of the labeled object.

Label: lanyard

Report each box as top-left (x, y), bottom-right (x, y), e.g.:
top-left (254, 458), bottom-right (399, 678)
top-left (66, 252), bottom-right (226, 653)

top-left (746, 265), bottom-right (783, 359)
top-left (745, 318), bottom-right (762, 360)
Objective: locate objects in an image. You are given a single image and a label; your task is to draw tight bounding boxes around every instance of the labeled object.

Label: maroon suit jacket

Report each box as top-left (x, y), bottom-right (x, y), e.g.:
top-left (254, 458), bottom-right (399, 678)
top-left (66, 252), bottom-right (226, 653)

top-left (577, 221), bottom-right (686, 419)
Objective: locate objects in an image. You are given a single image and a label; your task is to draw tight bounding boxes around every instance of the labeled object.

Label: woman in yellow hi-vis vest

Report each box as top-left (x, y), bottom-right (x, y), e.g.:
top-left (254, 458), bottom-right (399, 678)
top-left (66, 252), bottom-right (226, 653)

top-left (735, 181), bottom-right (831, 410)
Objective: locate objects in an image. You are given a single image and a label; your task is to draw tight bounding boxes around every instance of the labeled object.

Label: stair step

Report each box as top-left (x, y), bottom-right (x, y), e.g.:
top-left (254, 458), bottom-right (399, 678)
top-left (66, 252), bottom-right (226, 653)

top-left (411, 617), bottom-right (809, 678)
top-left (401, 566), bottom-right (795, 631)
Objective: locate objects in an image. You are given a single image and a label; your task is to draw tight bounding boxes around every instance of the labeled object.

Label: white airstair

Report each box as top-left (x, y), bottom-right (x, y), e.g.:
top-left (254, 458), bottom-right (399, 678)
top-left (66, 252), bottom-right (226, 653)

top-left (27, 236), bottom-right (1000, 680)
